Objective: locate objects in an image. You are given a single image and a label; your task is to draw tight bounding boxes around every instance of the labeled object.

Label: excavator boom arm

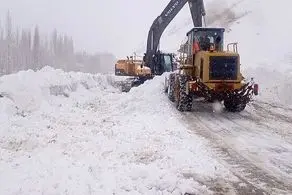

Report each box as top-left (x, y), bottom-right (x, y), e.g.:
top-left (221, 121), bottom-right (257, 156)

top-left (145, 0), bottom-right (206, 73)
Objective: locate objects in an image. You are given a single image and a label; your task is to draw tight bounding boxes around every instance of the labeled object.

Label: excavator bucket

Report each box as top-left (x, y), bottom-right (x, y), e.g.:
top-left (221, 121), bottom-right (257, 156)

top-left (114, 76), bottom-right (152, 92)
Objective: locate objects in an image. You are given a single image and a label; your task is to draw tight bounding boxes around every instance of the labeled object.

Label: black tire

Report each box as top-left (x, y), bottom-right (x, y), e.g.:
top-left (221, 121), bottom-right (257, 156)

top-left (168, 73), bottom-right (176, 102)
top-left (224, 100), bottom-right (246, 112)
top-left (176, 74), bottom-right (192, 112)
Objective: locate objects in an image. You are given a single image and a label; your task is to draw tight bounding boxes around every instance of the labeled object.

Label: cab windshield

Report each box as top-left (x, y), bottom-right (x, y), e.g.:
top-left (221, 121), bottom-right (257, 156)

top-left (189, 28), bottom-right (224, 51)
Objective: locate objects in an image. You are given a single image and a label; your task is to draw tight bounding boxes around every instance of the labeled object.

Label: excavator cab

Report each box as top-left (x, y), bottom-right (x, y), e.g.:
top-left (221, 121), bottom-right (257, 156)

top-left (143, 51), bottom-right (176, 75)
top-left (152, 51), bottom-right (176, 75)
top-left (114, 0), bottom-right (206, 92)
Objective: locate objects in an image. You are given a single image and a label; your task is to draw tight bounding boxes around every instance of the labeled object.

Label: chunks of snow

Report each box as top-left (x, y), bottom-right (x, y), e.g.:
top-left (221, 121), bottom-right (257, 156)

top-left (0, 65), bottom-right (291, 194)
top-left (0, 67), bottom-right (236, 194)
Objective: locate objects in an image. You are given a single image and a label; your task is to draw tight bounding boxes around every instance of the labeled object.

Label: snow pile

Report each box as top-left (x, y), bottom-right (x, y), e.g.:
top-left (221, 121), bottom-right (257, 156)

top-left (0, 68), bottom-right (238, 194)
top-left (212, 101), bottom-right (224, 113)
top-left (0, 66), bottom-right (119, 114)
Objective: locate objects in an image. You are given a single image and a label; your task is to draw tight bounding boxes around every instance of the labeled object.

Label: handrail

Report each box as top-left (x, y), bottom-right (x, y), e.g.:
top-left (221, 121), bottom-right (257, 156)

top-left (227, 42), bottom-right (238, 53)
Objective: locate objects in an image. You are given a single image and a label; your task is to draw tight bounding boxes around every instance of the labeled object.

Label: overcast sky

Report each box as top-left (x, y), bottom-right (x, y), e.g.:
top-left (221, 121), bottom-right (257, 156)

top-left (0, 0), bottom-right (219, 58)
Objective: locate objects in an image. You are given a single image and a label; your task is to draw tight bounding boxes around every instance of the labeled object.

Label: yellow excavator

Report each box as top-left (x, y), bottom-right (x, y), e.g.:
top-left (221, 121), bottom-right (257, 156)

top-left (114, 55), bottom-right (152, 92)
top-left (114, 0), bottom-right (206, 92)
top-left (115, 57), bottom-right (151, 77)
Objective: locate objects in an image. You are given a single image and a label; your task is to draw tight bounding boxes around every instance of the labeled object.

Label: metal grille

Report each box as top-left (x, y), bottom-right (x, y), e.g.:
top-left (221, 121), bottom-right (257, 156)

top-left (209, 56), bottom-right (238, 80)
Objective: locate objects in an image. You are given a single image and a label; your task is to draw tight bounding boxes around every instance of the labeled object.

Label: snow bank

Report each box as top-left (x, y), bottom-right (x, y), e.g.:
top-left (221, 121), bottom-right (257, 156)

top-left (1, 65), bottom-right (290, 194)
top-left (0, 66), bottom-right (119, 114)
top-left (0, 68), bottom-right (237, 194)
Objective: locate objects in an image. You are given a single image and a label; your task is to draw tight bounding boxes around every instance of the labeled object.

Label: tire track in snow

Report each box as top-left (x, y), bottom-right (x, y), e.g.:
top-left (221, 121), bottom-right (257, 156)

top-left (249, 102), bottom-right (292, 124)
top-left (242, 102), bottom-right (292, 145)
top-left (176, 100), bottom-right (292, 195)
top-left (208, 109), bottom-right (292, 181)
top-left (255, 100), bottom-right (292, 112)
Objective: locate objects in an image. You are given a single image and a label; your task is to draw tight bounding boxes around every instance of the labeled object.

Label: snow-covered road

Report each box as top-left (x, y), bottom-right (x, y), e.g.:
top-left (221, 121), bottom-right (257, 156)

top-left (0, 68), bottom-right (291, 195)
top-left (181, 100), bottom-right (292, 194)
